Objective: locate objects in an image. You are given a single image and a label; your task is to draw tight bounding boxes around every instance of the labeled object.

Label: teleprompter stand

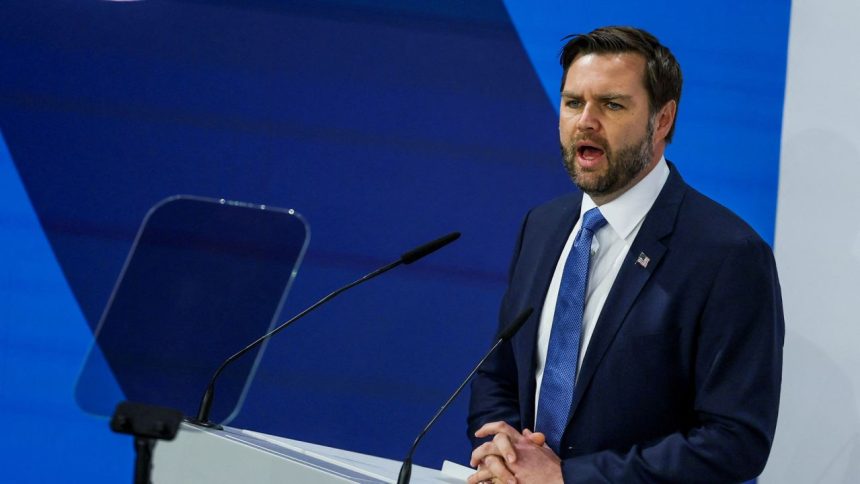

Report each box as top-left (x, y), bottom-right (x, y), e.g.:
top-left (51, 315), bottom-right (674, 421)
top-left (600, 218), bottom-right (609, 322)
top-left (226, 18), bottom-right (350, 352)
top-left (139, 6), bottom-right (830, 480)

top-left (110, 401), bottom-right (183, 484)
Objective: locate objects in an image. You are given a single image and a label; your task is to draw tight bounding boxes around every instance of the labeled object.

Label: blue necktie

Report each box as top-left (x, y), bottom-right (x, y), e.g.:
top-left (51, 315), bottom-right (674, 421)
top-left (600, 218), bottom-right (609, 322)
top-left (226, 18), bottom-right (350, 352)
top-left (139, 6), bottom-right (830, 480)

top-left (536, 207), bottom-right (607, 453)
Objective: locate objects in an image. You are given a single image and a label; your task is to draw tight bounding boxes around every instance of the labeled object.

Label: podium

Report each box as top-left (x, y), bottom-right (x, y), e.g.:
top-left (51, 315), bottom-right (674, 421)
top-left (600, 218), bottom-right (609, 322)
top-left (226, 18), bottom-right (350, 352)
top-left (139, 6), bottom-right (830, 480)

top-left (151, 423), bottom-right (466, 483)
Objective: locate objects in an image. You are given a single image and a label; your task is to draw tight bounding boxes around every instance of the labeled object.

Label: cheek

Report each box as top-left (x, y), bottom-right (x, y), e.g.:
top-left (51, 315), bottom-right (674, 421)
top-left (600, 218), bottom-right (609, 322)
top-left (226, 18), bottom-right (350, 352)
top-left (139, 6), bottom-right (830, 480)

top-left (604, 123), bottom-right (635, 148)
top-left (616, 118), bottom-right (648, 143)
top-left (558, 117), bottom-right (577, 140)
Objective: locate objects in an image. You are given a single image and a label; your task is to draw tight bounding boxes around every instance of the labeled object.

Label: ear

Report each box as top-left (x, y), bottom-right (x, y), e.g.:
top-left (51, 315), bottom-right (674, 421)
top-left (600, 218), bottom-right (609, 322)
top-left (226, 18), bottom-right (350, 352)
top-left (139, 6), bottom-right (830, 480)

top-left (653, 100), bottom-right (677, 143)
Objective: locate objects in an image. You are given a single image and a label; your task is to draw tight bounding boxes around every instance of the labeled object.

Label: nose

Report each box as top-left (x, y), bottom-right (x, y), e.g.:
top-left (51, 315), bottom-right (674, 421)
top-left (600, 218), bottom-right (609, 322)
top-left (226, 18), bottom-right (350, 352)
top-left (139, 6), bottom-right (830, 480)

top-left (576, 103), bottom-right (600, 132)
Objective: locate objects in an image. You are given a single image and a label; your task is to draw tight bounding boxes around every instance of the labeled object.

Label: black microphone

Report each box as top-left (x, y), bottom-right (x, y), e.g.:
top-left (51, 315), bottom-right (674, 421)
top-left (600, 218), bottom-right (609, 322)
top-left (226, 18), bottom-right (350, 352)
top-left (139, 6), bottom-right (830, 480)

top-left (189, 231), bottom-right (461, 427)
top-left (396, 307), bottom-right (534, 484)
top-left (400, 232), bottom-right (460, 265)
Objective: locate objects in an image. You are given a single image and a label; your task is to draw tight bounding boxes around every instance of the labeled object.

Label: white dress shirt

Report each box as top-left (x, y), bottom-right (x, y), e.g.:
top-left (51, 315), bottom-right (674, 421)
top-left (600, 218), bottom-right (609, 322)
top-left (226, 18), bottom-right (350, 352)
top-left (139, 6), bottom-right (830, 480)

top-left (534, 157), bottom-right (670, 416)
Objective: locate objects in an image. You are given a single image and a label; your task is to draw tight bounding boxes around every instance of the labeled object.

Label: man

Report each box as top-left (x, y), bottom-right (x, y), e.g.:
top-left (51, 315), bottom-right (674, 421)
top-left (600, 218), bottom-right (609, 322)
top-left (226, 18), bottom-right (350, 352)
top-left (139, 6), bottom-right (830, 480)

top-left (467, 26), bottom-right (784, 483)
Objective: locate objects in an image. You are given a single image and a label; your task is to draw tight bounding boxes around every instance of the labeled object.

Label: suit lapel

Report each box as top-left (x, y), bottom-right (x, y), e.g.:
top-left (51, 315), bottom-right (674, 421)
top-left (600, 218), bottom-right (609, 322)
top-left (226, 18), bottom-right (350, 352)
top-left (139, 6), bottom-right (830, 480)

top-left (566, 165), bottom-right (687, 421)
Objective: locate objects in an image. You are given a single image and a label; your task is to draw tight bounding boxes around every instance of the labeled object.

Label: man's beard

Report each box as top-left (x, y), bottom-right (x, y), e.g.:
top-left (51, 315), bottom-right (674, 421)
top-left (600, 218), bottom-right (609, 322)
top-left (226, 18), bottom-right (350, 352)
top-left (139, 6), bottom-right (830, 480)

top-left (561, 117), bottom-right (654, 197)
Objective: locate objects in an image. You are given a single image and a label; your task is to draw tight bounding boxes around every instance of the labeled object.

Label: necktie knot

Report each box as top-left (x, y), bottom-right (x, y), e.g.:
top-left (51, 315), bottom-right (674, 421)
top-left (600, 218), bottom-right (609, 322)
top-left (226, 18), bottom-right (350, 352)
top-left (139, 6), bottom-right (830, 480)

top-left (574, 208), bottom-right (607, 248)
top-left (581, 207), bottom-right (607, 234)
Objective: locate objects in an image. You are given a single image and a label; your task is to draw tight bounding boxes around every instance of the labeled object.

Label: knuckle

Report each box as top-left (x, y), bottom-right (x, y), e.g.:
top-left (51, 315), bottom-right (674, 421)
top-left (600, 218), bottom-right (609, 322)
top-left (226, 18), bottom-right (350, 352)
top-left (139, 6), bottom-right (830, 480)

top-left (477, 442), bottom-right (496, 455)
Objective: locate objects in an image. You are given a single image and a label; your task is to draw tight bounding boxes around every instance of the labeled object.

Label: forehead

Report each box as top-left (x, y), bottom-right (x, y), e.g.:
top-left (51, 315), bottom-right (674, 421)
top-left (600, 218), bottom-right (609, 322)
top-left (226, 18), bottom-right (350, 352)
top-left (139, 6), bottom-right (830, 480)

top-left (563, 52), bottom-right (647, 95)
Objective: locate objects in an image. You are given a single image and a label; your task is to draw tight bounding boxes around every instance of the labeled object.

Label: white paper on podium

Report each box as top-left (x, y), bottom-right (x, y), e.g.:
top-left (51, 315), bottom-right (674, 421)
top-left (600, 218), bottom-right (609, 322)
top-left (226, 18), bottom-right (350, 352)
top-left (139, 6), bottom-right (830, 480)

top-left (440, 460), bottom-right (474, 480)
top-left (242, 429), bottom-right (468, 483)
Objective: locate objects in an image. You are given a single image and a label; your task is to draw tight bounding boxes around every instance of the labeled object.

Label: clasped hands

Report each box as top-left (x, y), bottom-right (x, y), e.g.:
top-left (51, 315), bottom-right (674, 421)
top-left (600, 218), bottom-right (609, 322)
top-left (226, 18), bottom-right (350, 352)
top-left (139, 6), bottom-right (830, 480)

top-left (467, 421), bottom-right (563, 484)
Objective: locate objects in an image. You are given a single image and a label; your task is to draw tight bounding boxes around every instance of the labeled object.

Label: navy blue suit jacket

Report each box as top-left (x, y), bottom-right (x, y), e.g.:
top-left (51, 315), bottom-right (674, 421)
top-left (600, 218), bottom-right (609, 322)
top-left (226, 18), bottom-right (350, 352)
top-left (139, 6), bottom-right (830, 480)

top-left (468, 164), bottom-right (784, 482)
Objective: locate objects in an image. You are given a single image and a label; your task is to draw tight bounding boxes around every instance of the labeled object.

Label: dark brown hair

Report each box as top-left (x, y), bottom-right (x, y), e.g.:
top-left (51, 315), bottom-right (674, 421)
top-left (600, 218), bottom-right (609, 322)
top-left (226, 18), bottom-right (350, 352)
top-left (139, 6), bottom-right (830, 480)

top-left (560, 26), bottom-right (682, 142)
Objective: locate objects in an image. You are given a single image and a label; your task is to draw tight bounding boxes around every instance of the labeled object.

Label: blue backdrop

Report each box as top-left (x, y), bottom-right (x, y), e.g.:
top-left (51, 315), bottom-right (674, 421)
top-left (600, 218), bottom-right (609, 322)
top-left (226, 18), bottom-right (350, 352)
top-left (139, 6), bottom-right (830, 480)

top-left (0, 0), bottom-right (789, 481)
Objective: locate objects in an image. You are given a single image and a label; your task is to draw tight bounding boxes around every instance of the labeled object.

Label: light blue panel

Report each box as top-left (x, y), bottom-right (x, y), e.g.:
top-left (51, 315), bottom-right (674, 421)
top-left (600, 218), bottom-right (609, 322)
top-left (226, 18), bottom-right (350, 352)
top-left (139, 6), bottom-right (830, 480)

top-left (499, 0), bottom-right (574, 111)
top-left (500, 0), bottom-right (791, 245)
top-left (0, 131), bottom-right (131, 482)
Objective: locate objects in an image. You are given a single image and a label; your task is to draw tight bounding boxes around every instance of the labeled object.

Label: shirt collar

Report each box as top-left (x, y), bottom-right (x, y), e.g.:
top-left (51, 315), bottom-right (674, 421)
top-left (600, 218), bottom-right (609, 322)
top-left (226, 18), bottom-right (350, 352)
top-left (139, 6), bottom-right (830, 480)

top-left (581, 156), bottom-right (670, 240)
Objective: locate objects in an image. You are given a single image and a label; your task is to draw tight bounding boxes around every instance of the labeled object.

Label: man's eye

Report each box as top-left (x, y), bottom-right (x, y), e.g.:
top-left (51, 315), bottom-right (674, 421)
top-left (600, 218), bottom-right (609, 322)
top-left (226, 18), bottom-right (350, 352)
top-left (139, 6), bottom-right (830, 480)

top-left (566, 99), bottom-right (582, 109)
top-left (606, 102), bottom-right (623, 111)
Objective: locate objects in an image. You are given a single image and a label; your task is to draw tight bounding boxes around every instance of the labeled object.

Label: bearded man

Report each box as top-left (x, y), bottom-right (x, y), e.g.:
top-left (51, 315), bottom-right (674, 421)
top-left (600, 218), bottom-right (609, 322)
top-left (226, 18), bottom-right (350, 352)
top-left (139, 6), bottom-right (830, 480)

top-left (467, 26), bottom-right (784, 483)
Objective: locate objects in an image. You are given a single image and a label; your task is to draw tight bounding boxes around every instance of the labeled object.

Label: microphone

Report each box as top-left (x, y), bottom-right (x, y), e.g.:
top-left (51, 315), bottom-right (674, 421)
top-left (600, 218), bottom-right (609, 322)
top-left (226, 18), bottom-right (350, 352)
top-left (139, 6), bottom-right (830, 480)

top-left (189, 231), bottom-right (461, 427)
top-left (396, 307), bottom-right (534, 484)
top-left (400, 232), bottom-right (460, 265)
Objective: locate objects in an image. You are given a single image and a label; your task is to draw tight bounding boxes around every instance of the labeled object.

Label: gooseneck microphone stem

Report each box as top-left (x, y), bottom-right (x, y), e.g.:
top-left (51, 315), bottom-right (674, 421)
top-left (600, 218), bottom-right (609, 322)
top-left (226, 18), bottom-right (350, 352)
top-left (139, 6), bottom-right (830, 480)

top-left (396, 307), bottom-right (533, 484)
top-left (396, 338), bottom-right (506, 484)
top-left (191, 231), bottom-right (460, 427)
top-left (193, 260), bottom-right (399, 425)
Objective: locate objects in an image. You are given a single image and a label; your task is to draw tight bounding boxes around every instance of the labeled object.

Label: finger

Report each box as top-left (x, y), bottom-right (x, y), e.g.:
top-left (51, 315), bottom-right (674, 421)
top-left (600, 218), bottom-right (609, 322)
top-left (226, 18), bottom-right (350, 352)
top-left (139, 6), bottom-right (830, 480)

top-left (470, 441), bottom-right (499, 467)
top-left (481, 454), bottom-right (516, 484)
top-left (466, 469), bottom-right (493, 484)
top-left (474, 420), bottom-right (519, 439)
top-left (492, 432), bottom-right (518, 464)
top-left (466, 467), bottom-right (496, 484)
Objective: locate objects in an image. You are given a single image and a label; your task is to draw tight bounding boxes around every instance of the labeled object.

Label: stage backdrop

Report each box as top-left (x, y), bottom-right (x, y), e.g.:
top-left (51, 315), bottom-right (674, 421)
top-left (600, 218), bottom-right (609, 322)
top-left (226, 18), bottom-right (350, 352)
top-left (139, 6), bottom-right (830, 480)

top-left (764, 0), bottom-right (860, 481)
top-left (0, 0), bottom-right (803, 482)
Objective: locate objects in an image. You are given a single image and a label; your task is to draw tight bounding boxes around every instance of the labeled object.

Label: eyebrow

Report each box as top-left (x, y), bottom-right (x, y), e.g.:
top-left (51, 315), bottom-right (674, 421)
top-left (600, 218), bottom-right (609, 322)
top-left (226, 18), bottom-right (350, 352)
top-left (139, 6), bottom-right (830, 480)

top-left (561, 91), bottom-right (633, 103)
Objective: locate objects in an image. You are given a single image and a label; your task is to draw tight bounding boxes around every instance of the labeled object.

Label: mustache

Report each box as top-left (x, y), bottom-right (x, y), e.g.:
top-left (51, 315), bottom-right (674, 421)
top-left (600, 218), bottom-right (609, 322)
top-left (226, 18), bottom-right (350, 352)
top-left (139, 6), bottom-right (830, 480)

top-left (569, 134), bottom-right (609, 151)
top-left (561, 135), bottom-right (610, 161)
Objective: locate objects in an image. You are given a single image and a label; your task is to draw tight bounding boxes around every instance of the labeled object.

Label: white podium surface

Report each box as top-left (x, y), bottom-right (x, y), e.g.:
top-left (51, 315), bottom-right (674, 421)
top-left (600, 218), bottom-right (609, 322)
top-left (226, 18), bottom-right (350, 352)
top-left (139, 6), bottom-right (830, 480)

top-left (151, 422), bottom-right (468, 483)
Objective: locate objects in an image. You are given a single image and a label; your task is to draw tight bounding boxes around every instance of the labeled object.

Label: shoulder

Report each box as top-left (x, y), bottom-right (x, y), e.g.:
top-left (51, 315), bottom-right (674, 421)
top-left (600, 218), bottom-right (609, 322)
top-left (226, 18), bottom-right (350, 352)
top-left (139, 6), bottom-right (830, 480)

top-left (659, 177), bottom-right (775, 283)
top-left (676, 183), bottom-right (767, 248)
top-left (640, 163), bottom-right (776, 286)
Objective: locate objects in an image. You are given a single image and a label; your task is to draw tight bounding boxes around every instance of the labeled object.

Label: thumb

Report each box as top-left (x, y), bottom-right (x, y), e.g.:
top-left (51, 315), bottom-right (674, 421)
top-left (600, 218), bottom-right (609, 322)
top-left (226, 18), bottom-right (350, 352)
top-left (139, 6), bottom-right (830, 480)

top-left (526, 431), bottom-right (546, 447)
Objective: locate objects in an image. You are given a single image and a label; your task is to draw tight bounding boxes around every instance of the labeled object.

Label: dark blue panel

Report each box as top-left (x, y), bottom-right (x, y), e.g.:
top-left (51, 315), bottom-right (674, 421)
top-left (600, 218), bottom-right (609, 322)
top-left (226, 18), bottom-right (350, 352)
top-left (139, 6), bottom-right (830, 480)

top-left (0, 0), bottom-right (561, 473)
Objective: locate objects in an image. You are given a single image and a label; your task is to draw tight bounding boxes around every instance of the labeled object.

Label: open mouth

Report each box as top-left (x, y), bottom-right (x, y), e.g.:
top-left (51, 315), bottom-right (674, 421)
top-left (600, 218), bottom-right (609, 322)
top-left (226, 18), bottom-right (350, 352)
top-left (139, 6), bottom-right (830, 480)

top-left (576, 143), bottom-right (605, 162)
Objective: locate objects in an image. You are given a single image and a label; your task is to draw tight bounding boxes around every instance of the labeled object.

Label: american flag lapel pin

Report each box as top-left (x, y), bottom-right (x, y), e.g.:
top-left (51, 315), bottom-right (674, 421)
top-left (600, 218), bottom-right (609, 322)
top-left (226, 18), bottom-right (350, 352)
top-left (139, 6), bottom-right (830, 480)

top-left (636, 251), bottom-right (650, 268)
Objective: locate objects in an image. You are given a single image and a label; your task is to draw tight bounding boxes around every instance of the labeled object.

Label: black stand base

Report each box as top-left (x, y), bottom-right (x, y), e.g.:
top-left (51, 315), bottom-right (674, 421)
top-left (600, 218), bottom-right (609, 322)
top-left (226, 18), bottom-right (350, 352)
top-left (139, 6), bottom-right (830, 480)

top-left (183, 417), bottom-right (224, 430)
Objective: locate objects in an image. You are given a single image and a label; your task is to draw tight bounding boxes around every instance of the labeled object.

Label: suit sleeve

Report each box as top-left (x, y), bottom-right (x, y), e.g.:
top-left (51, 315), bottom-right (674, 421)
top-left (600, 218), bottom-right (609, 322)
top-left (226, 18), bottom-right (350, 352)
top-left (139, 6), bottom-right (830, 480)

top-left (467, 209), bottom-right (532, 446)
top-left (562, 236), bottom-right (785, 483)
